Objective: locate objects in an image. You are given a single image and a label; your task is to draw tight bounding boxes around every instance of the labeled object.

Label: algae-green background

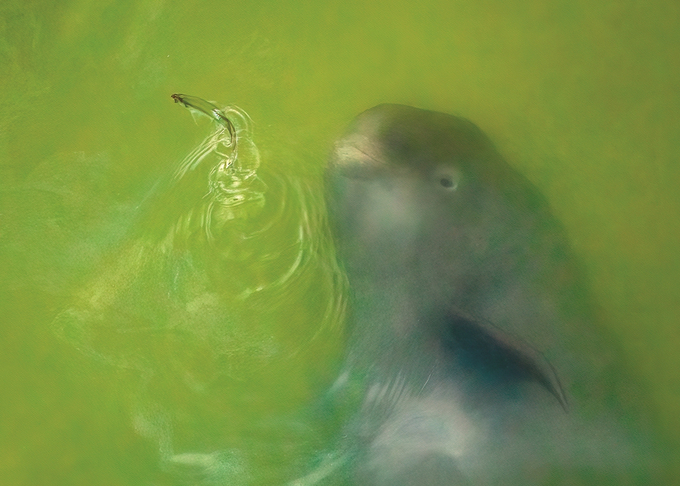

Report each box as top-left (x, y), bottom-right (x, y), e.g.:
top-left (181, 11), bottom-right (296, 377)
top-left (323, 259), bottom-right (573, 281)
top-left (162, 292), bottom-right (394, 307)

top-left (1, 0), bottom-right (678, 483)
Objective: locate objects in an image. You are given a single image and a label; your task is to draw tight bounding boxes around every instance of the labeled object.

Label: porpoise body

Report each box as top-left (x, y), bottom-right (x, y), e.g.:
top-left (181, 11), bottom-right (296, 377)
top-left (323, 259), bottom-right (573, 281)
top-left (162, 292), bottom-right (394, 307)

top-left (324, 104), bottom-right (659, 485)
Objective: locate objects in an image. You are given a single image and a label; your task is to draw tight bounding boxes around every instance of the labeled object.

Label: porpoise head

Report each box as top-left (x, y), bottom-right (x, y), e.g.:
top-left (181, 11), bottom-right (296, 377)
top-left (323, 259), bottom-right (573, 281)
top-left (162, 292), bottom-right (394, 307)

top-left (327, 104), bottom-right (564, 325)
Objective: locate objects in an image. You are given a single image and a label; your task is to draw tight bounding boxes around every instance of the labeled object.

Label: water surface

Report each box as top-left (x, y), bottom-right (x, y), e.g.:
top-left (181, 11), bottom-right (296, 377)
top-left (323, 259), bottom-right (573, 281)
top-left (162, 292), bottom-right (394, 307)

top-left (1, 0), bottom-right (679, 483)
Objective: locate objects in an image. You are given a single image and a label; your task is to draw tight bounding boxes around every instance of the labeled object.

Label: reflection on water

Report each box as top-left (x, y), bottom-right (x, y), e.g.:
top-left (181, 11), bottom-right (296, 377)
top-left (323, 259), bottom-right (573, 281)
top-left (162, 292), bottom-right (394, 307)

top-left (46, 96), bottom-right (345, 484)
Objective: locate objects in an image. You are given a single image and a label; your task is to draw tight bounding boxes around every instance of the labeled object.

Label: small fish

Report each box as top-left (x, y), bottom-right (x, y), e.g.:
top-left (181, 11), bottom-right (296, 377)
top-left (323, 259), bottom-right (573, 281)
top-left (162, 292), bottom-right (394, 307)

top-left (172, 93), bottom-right (236, 146)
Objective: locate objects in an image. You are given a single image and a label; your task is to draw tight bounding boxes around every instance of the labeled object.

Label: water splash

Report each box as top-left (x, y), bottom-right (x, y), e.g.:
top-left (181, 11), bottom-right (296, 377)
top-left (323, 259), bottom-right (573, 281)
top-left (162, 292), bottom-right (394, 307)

top-left (171, 93), bottom-right (267, 239)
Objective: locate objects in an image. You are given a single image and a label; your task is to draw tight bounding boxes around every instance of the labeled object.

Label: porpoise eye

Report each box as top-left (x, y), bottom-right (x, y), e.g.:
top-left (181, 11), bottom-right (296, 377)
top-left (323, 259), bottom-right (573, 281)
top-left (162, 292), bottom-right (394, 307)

top-left (440, 177), bottom-right (454, 188)
top-left (434, 167), bottom-right (460, 192)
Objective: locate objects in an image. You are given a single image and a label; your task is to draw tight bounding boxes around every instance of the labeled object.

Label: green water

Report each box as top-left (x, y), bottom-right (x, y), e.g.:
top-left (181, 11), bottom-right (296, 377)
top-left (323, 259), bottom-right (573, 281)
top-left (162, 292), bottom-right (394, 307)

top-left (1, 0), bottom-right (679, 484)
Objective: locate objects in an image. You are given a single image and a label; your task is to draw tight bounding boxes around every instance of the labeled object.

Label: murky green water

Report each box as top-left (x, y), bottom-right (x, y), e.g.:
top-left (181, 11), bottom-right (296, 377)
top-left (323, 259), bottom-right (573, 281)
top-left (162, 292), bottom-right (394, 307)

top-left (1, 0), bottom-right (678, 484)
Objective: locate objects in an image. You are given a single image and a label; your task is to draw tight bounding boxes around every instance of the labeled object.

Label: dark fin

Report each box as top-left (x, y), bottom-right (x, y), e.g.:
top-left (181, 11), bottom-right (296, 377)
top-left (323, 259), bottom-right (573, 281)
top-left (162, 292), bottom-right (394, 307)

top-left (442, 313), bottom-right (569, 412)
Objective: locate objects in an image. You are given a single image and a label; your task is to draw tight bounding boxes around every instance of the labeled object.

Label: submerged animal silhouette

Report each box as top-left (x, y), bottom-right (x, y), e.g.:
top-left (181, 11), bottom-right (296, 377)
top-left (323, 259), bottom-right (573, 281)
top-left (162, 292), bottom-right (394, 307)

top-left (323, 104), bottom-right (659, 485)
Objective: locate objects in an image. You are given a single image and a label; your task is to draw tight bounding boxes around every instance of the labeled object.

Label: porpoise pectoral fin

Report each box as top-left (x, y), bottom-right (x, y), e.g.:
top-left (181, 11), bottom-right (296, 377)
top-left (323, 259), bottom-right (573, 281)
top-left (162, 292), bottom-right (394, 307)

top-left (442, 313), bottom-right (569, 412)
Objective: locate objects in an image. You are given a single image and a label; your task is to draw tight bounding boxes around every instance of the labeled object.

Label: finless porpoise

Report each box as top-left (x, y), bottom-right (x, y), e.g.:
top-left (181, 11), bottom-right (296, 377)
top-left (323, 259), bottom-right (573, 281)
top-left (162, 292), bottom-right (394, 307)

top-left (323, 104), bottom-right (660, 485)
